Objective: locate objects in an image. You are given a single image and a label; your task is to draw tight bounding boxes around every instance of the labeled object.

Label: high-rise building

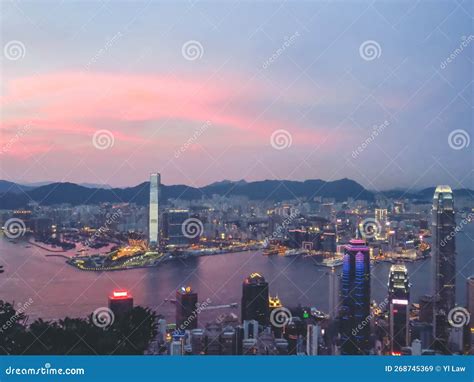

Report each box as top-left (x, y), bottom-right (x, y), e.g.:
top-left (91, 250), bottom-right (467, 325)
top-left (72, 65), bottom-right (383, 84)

top-left (388, 264), bottom-right (410, 354)
top-left (432, 185), bottom-right (456, 344)
top-left (163, 209), bottom-right (190, 246)
top-left (176, 286), bottom-right (198, 331)
top-left (375, 208), bottom-right (388, 238)
top-left (328, 266), bottom-right (340, 320)
top-left (149, 173), bottom-right (160, 248)
top-left (340, 239), bottom-right (371, 355)
top-left (241, 273), bottom-right (269, 326)
top-left (108, 290), bottom-right (133, 319)
top-left (243, 320), bottom-right (259, 339)
top-left (306, 324), bottom-right (320, 355)
top-left (467, 276), bottom-right (474, 332)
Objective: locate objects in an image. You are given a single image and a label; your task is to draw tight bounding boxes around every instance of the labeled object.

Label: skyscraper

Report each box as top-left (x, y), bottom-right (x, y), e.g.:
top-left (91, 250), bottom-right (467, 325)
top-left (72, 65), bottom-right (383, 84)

top-left (388, 264), bottom-right (410, 354)
top-left (176, 286), bottom-right (198, 331)
top-left (149, 173), bottom-right (160, 248)
top-left (432, 185), bottom-right (456, 344)
top-left (340, 239), bottom-right (371, 355)
top-left (108, 290), bottom-right (133, 319)
top-left (241, 273), bottom-right (269, 326)
top-left (375, 208), bottom-right (388, 239)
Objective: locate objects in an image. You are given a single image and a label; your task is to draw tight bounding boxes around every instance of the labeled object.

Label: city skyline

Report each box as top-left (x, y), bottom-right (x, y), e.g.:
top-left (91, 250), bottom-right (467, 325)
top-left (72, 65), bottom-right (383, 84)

top-left (0, 0), bottom-right (472, 365)
top-left (1, 1), bottom-right (472, 190)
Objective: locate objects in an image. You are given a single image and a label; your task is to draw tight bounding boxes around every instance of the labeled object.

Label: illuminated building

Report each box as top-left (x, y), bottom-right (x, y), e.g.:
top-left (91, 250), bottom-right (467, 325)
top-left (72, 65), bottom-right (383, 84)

top-left (176, 286), bottom-right (198, 330)
top-left (340, 239), bottom-right (371, 355)
top-left (328, 266), bottom-right (340, 320)
top-left (163, 209), bottom-right (190, 246)
top-left (108, 290), bottom-right (133, 318)
top-left (432, 185), bottom-right (456, 345)
top-left (375, 208), bottom-right (388, 238)
top-left (467, 276), bottom-right (474, 354)
top-left (306, 324), bottom-right (320, 355)
top-left (388, 264), bottom-right (410, 354)
top-left (241, 273), bottom-right (269, 326)
top-left (149, 173), bottom-right (160, 248)
top-left (170, 339), bottom-right (183, 355)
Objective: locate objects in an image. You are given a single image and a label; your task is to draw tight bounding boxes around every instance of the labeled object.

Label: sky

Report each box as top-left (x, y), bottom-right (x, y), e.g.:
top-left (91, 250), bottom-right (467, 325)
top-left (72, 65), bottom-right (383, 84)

top-left (0, 0), bottom-right (472, 191)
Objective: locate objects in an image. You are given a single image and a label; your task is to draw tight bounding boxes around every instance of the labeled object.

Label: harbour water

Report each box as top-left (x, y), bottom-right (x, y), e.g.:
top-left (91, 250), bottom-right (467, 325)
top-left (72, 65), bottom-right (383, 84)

top-left (0, 224), bottom-right (472, 324)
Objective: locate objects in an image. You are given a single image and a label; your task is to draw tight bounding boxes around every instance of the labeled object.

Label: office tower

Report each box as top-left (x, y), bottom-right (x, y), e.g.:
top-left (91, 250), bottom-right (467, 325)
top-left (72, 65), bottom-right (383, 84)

top-left (328, 266), bottom-right (340, 319)
top-left (411, 339), bottom-right (422, 355)
top-left (148, 173), bottom-right (160, 248)
top-left (204, 322), bottom-right (222, 355)
top-left (170, 339), bottom-right (183, 355)
top-left (275, 338), bottom-right (289, 355)
top-left (220, 326), bottom-right (237, 355)
top-left (375, 208), bottom-right (388, 238)
top-left (340, 239), bottom-right (371, 355)
top-left (157, 318), bottom-right (167, 343)
top-left (190, 329), bottom-right (204, 355)
top-left (243, 320), bottom-right (259, 339)
top-left (467, 276), bottom-right (474, 331)
top-left (269, 296), bottom-right (283, 337)
top-left (108, 290), bottom-right (133, 319)
top-left (388, 264), bottom-right (410, 354)
top-left (241, 273), bottom-right (269, 326)
top-left (322, 232), bottom-right (336, 253)
top-left (432, 185), bottom-right (456, 344)
top-left (175, 286), bottom-right (198, 331)
top-left (306, 324), bottom-right (320, 355)
top-left (163, 209), bottom-right (190, 246)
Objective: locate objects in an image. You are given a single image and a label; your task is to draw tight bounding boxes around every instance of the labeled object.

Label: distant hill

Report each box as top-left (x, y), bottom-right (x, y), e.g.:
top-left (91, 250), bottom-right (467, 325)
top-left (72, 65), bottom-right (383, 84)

top-left (0, 180), bottom-right (32, 194)
top-left (0, 178), bottom-right (374, 208)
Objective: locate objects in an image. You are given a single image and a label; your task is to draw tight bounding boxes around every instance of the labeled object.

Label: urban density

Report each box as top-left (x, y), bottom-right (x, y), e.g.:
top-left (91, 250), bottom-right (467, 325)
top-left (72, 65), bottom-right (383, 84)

top-left (0, 174), bottom-right (472, 356)
top-left (0, 1), bottom-right (472, 373)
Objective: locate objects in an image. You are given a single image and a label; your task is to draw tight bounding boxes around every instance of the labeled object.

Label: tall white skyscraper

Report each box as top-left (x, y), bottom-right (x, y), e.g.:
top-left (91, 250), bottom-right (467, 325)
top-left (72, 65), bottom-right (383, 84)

top-left (149, 173), bottom-right (160, 248)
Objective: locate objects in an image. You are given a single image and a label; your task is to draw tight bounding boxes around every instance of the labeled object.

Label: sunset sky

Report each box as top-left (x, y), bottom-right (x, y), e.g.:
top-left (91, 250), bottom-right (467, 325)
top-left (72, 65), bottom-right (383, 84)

top-left (1, 0), bottom-right (472, 190)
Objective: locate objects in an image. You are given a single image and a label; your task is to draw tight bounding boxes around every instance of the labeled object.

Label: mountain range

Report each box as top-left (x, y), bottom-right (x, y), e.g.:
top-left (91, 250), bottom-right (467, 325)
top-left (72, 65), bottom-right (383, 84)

top-left (0, 179), bottom-right (471, 209)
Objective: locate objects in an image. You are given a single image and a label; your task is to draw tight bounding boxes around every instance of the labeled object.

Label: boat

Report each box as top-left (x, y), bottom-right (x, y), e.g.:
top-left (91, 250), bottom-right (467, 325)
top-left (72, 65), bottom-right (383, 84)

top-left (316, 257), bottom-right (343, 267)
top-left (283, 249), bottom-right (308, 257)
